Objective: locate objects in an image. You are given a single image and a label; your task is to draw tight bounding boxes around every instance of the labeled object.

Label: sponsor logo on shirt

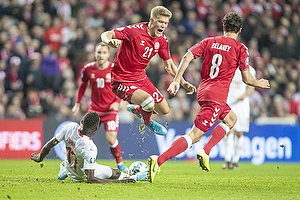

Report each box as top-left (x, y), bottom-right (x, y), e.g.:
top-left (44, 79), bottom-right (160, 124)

top-left (140, 40), bottom-right (145, 46)
top-left (89, 157), bottom-right (96, 164)
top-left (91, 74), bottom-right (95, 79)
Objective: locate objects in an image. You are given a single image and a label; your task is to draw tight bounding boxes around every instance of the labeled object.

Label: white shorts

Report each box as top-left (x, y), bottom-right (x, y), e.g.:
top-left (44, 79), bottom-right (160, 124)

top-left (230, 100), bottom-right (250, 133)
top-left (65, 161), bottom-right (113, 182)
top-left (94, 162), bottom-right (113, 179)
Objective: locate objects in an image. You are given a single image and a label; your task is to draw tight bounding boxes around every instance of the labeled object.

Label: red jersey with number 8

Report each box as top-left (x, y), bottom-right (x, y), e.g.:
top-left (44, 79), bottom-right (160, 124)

top-left (112, 22), bottom-right (171, 82)
top-left (189, 36), bottom-right (250, 105)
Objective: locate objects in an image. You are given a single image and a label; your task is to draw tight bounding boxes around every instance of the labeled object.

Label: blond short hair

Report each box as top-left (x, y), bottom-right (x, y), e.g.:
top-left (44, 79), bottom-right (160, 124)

top-left (150, 6), bottom-right (172, 19)
top-left (96, 42), bottom-right (110, 50)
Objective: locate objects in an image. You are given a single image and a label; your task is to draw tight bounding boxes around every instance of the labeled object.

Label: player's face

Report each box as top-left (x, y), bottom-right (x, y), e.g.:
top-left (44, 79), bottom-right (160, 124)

top-left (149, 15), bottom-right (170, 37)
top-left (95, 45), bottom-right (110, 66)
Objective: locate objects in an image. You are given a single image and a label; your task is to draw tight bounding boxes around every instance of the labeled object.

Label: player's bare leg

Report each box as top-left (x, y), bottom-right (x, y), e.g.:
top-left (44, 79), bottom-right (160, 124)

top-left (154, 99), bottom-right (169, 115)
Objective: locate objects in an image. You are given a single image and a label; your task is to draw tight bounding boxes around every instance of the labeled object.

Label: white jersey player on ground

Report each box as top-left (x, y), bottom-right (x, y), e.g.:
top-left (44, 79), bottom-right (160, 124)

top-left (223, 66), bottom-right (256, 170)
top-left (31, 111), bottom-right (146, 183)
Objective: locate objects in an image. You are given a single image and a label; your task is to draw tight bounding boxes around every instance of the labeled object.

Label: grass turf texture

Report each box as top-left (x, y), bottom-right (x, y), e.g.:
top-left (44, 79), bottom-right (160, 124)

top-left (0, 160), bottom-right (299, 200)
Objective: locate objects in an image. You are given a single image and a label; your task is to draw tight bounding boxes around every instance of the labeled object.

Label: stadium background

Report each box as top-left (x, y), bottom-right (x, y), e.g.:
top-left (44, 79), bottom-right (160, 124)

top-left (1, 0), bottom-right (300, 164)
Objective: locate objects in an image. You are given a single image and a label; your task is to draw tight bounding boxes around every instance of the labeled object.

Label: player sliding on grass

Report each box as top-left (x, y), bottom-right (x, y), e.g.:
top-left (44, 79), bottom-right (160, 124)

top-left (31, 111), bottom-right (147, 183)
top-left (101, 6), bottom-right (196, 136)
top-left (148, 12), bottom-right (270, 183)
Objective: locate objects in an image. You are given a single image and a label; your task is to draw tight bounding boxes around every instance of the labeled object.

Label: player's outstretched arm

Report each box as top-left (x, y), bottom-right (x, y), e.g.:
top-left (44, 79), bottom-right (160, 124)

top-left (101, 30), bottom-right (121, 48)
top-left (163, 58), bottom-right (196, 95)
top-left (167, 51), bottom-right (195, 96)
top-left (31, 137), bottom-right (59, 163)
top-left (85, 169), bottom-right (136, 184)
top-left (181, 81), bottom-right (197, 95)
top-left (241, 70), bottom-right (270, 89)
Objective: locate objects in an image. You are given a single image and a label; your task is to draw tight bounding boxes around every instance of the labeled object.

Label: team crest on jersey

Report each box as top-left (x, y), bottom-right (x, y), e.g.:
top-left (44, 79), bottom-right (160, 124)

top-left (89, 157), bottom-right (96, 164)
top-left (246, 57), bottom-right (249, 65)
top-left (106, 73), bottom-right (111, 82)
top-left (91, 74), bottom-right (95, 79)
top-left (154, 42), bottom-right (160, 50)
top-left (116, 27), bottom-right (125, 31)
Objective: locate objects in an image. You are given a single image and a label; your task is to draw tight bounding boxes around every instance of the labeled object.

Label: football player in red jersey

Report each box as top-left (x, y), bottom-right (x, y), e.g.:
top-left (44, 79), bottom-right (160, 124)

top-left (148, 12), bottom-right (270, 183)
top-left (72, 42), bottom-right (128, 172)
top-left (101, 6), bottom-right (196, 136)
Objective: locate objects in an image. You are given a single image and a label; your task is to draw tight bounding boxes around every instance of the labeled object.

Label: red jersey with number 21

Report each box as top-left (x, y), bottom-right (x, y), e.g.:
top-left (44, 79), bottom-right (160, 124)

top-left (189, 36), bottom-right (250, 105)
top-left (113, 22), bottom-right (171, 82)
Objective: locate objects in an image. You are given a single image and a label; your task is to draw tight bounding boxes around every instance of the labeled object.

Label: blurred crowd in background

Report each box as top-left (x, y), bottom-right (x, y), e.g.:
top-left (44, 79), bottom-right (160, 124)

top-left (0, 0), bottom-right (300, 124)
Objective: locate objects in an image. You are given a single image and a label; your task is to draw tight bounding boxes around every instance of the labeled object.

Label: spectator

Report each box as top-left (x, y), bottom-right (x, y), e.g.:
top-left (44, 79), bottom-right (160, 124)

top-left (40, 45), bottom-right (64, 93)
top-left (44, 17), bottom-right (63, 52)
top-left (5, 56), bottom-right (23, 93)
top-left (21, 87), bottom-right (43, 118)
top-left (25, 52), bottom-right (47, 91)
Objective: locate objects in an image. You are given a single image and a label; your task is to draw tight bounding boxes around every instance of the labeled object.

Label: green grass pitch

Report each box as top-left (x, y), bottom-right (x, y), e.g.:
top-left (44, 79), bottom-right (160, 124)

top-left (0, 159), bottom-right (299, 200)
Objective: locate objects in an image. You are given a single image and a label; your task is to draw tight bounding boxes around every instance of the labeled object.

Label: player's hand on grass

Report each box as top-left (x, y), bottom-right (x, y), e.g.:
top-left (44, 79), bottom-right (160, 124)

top-left (167, 81), bottom-right (180, 96)
top-left (118, 178), bottom-right (136, 183)
top-left (31, 153), bottom-right (42, 163)
top-left (182, 81), bottom-right (196, 95)
top-left (107, 39), bottom-right (121, 48)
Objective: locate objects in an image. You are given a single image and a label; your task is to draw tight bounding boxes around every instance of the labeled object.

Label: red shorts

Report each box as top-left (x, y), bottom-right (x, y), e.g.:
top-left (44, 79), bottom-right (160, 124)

top-left (194, 101), bottom-right (231, 132)
top-left (111, 77), bottom-right (164, 103)
top-left (87, 109), bottom-right (119, 132)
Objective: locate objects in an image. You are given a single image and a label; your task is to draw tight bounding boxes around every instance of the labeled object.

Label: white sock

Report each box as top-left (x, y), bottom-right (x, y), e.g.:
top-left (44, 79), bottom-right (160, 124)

top-left (183, 134), bottom-right (192, 148)
top-left (224, 133), bottom-right (234, 162)
top-left (233, 135), bottom-right (244, 163)
top-left (111, 139), bottom-right (119, 148)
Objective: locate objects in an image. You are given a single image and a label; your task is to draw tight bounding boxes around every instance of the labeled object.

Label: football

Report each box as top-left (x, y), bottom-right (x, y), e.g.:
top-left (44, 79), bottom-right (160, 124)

top-left (128, 161), bottom-right (149, 175)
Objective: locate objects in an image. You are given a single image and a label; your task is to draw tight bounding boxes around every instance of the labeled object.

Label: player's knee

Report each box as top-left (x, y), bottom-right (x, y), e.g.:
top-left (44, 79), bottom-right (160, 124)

top-left (160, 106), bottom-right (170, 115)
top-left (227, 120), bottom-right (236, 130)
top-left (230, 116), bottom-right (237, 129)
top-left (141, 96), bottom-right (155, 112)
top-left (224, 111), bottom-right (237, 129)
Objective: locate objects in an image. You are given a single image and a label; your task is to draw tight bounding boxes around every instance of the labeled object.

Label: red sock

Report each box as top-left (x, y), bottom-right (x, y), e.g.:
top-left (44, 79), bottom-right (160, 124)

top-left (157, 137), bottom-right (188, 166)
top-left (110, 143), bottom-right (122, 164)
top-left (138, 107), bottom-right (153, 125)
top-left (203, 124), bottom-right (226, 155)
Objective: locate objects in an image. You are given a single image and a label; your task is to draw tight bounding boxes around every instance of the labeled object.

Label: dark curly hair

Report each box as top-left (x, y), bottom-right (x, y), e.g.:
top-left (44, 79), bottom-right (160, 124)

top-left (82, 111), bottom-right (100, 132)
top-left (222, 12), bottom-right (243, 34)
